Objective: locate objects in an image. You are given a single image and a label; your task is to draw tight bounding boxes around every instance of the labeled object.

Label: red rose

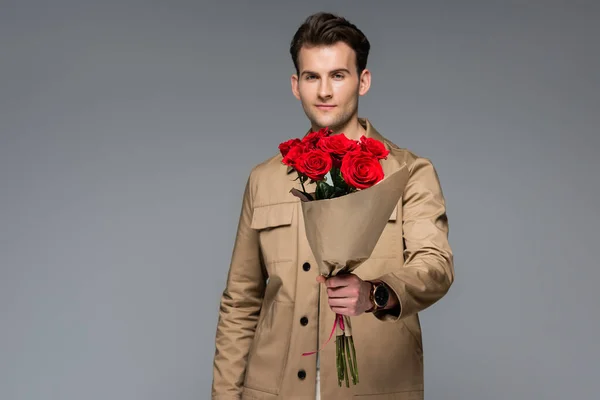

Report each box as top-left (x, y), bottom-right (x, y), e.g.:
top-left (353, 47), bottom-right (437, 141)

top-left (316, 134), bottom-right (360, 167)
top-left (295, 148), bottom-right (333, 181)
top-left (340, 150), bottom-right (384, 189)
top-left (301, 127), bottom-right (332, 148)
top-left (279, 138), bottom-right (302, 158)
top-left (281, 143), bottom-right (307, 170)
top-left (359, 136), bottom-right (389, 160)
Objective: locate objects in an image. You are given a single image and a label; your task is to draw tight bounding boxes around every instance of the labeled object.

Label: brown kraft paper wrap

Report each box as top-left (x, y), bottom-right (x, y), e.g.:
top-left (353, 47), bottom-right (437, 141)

top-left (291, 162), bottom-right (409, 386)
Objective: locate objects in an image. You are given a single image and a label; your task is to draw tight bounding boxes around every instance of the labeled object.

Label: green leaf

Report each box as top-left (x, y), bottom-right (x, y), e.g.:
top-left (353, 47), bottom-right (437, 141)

top-left (322, 184), bottom-right (331, 199)
top-left (332, 186), bottom-right (346, 198)
top-left (331, 167), bottom-right (344, 187)
top-left (315, 180), bottom-right (338, 199)
top-left (332, 167), bottom-right (352, 193)
top-left (315, 181), bottom-right (324, 200)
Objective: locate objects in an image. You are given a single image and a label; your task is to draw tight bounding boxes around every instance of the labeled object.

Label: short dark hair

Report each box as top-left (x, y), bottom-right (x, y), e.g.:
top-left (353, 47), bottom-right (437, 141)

top-left (289, 12), bottom-right (371, 76)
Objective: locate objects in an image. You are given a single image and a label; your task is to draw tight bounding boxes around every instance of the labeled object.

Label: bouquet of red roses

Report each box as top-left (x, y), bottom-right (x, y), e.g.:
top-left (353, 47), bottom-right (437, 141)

top-left (279, 127), bottom-right (409, 387)
top-left (279, 127), bottom-right (392, 201)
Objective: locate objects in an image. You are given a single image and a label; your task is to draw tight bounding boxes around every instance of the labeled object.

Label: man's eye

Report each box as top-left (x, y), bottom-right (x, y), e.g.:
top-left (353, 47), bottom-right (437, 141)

top-left (334, 74), bottom-right (344, 79)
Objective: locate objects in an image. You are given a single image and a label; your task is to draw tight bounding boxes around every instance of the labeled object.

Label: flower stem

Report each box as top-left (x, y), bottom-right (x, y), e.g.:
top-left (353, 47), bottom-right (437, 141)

top-left (349, 335), bottom-right (359, 384)
top-left (345, 335), bottom-right (356, 385)
top-left (299, 174), bottom-right (308, 194)
top-left (336, 336), bottom-right (342, 386)
top-left (341, 336), bottom-right (349, 388)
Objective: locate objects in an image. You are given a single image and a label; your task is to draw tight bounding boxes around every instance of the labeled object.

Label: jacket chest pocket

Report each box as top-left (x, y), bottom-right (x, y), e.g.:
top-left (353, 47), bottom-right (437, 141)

top-left (251, 202), bottom-right (296, 268)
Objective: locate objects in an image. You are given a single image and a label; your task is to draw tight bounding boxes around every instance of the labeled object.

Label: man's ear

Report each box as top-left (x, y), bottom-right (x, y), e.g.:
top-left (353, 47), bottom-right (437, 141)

top-left (358, 69), bottom-right (371, 96)
top-left (291, 74), bottom-right (301, 100)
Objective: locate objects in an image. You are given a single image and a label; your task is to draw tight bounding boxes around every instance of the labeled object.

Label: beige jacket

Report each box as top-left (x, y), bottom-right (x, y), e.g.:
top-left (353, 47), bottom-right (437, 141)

top-left (212, 118), bottom-right (454, 399)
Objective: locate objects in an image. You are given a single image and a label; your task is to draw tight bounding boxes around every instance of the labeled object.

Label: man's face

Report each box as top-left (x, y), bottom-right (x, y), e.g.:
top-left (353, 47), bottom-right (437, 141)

top-left (291, 41), bottom-right (370, 133)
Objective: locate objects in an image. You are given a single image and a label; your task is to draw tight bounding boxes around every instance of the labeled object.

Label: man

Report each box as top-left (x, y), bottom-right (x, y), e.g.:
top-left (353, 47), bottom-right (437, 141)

top-left (212, 12), bottom-right (454, 400)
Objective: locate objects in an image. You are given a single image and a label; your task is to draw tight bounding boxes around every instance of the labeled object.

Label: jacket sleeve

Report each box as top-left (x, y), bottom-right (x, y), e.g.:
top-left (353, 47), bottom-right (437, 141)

top-left (375, 156), bottom-right (454, 322)
top-left (212, 171), bottom-right (267, 399)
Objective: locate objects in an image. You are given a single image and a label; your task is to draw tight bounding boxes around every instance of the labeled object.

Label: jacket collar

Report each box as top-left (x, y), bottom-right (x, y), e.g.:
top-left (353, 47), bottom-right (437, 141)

top-left (286, 117), bottom-right (386, 174)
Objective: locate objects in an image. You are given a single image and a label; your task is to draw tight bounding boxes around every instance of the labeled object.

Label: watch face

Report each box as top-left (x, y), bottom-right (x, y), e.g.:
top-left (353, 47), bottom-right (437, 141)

top-left (374, 284), bottom-right (389, 307)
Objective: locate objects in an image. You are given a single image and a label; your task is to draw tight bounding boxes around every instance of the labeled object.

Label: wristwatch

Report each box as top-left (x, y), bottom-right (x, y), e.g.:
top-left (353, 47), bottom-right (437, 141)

top-left (367, 281), bottom-right (390, 312)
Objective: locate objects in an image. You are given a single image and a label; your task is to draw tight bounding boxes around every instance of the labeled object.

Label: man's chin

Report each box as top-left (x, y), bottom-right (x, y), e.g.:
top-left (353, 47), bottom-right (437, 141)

top-left (304, 110), bottom-right (347, 131)
top-left (310, 116), bottom-right (338, 130)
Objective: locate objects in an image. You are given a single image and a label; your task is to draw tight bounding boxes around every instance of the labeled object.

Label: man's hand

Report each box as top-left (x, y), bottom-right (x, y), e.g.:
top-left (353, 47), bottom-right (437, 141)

top-left (316, 274), bottom-right (373, 316)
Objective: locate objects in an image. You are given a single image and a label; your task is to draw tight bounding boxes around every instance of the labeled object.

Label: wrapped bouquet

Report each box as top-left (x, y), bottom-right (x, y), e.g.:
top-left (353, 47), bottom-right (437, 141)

top-left (279, 127), bottom-right (409, 387)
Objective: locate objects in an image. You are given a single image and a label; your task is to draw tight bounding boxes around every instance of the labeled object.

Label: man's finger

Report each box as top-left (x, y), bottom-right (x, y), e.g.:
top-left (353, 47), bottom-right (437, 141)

top-left (327, 286), bottom-right (356, 299)
top-left (325, 277), bottom-right (340, 288)
top-left (325, 275), bottom-right (353, 288)
top-left (328, 297), bottom-right (352, 308)
top-left (330, 295), bottom-right (358, 307)
top-left (330, 306), bottom-right (348, 315)
top-left (331, 306), bottom-right (359, 317)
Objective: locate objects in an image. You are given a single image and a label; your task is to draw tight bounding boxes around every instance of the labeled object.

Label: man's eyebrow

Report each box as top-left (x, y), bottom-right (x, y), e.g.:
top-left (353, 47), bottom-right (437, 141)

top-left (301, 68), bottom-right (351, 76)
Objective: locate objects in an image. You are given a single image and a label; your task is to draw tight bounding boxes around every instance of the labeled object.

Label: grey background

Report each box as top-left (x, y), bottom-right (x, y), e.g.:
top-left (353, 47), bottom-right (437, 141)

top-left (1, 1), bottom-right (598, 399)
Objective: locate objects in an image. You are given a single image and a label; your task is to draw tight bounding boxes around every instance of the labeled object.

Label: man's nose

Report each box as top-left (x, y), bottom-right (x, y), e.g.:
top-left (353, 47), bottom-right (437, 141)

top-left (318, 79), bottom-right (333, 99)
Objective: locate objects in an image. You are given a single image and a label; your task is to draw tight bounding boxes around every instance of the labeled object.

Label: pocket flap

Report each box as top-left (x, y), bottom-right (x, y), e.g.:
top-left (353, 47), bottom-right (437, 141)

top-left (251, 202), bottom-right (295, 230)
top-left (388, 204), bottom-right (398, 221)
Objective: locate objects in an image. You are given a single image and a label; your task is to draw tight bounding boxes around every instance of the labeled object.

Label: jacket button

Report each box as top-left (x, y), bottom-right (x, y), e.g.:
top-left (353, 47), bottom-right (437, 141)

top-left (300, 316), bottom-right (308, 326)
top-left (302, 262), bottom-right (311, 271)
top-left (297, 369), bottom-right (306, 380)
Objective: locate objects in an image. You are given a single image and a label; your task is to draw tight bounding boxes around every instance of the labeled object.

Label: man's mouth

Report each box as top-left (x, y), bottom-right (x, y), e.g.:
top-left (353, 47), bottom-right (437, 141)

top-left (316, 105), bottom-right (336, 110)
